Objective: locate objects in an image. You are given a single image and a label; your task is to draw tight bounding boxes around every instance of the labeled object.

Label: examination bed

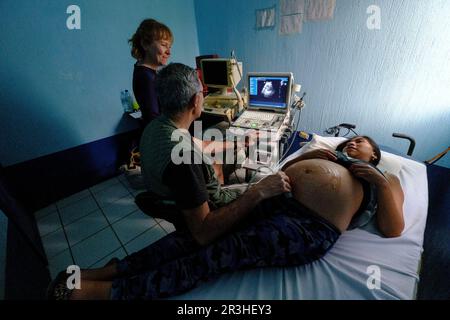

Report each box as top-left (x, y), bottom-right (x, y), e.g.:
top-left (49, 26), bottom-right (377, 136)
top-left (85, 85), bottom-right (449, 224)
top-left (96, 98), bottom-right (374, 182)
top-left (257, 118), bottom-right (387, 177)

top-left (172, 134), bottom-right (429, 300)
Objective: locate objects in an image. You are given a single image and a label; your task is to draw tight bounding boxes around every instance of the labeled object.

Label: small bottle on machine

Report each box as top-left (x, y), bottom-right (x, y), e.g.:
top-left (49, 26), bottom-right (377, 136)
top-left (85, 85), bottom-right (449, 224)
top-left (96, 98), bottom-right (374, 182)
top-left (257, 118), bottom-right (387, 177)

top-left (121, 90), bottom-right (133, 113)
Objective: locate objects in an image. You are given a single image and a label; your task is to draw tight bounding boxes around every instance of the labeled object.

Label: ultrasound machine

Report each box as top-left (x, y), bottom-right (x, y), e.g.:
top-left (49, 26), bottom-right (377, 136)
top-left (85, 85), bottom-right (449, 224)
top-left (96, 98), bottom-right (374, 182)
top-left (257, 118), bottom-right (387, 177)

top-left (229, 72), bottom-right (297, 171)
top-left (198, 57), bottom-right (300, 171)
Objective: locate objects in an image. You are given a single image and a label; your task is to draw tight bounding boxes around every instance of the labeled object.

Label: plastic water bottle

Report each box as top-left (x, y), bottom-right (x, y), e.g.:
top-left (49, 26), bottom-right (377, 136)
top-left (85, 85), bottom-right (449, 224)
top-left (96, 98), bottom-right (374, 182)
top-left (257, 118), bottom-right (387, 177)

top-left (121, 90), bottom-right (133, 113)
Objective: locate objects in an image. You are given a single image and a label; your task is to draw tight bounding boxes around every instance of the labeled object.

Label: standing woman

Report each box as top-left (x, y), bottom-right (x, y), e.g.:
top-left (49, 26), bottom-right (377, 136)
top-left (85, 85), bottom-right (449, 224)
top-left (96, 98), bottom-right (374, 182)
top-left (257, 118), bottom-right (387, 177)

top-left (129, 19), bottom-right (173, 126)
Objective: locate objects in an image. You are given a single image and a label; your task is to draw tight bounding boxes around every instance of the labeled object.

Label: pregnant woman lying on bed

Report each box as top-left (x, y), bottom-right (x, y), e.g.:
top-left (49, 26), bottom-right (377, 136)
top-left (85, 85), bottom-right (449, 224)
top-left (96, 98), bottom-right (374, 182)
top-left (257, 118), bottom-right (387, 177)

top-left (282, 135), bottom-right (404, 236)
top-left (48, 136), bottom-right (404, 300)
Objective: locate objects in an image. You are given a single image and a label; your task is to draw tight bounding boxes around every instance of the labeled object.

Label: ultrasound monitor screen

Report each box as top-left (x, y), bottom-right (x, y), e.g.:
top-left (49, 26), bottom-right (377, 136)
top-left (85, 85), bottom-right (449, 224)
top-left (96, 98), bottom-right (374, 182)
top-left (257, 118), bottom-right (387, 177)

top-left (248, 75), bottom-right (290, 110)
top-left (201, 60), bottom-right (229, 86)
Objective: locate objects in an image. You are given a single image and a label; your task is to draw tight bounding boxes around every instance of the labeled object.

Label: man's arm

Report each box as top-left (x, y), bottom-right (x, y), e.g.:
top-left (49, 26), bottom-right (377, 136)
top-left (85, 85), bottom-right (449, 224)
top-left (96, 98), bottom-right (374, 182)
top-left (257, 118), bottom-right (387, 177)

top-left (183, 173), bottom-right (291, 246)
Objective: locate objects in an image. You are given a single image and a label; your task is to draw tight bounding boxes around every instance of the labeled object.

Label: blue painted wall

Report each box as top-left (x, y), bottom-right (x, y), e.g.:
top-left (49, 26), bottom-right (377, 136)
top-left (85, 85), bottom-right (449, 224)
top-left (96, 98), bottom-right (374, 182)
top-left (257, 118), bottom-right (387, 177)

top-left (0, 0), bottom-right (199, 166)
top-left (194, 0), bottom-right (450, 167)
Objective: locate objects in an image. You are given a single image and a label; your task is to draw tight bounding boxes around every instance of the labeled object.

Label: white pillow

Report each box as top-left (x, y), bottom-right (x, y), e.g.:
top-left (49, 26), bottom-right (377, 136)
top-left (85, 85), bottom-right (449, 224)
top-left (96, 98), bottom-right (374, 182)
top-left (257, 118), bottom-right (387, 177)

top-left (298, 134), bottom-right (346, 154)
top-left (377, 151), bottom-right (404, 177)
top-left (280, 134), bottom-right (403, 176)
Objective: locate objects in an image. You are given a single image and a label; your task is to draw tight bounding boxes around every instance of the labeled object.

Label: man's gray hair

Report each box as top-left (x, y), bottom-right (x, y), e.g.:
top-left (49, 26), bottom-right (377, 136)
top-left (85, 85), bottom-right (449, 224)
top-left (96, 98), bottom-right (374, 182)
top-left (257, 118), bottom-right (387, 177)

top-left (155, 63), bottom-right (202, 118)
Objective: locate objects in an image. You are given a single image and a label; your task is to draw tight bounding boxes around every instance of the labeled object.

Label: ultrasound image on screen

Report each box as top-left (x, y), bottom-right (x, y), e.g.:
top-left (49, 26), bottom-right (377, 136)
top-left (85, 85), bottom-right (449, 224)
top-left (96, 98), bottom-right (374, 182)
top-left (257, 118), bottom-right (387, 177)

top-left (249, 77), bottom-right (289, 109)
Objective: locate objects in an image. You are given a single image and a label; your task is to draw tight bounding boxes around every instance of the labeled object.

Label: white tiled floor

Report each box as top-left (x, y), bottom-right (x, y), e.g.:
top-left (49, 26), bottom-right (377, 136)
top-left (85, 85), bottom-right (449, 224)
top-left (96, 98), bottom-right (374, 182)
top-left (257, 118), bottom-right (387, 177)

top-left (34, 174), bottom-right (172, 278)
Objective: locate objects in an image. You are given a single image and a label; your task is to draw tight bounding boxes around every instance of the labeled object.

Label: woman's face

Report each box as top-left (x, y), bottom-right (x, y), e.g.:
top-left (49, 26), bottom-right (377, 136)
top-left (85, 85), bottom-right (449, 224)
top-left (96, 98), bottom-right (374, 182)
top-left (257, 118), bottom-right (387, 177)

top-left (343, 137), bottom-right (377, 162)
top-left (147, 38), bottom-right (172, 66)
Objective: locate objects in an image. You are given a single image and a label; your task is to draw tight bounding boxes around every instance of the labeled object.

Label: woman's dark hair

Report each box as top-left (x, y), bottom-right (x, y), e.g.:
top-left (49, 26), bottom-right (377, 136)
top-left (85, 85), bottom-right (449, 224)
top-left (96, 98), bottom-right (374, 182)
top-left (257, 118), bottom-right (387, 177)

top-left (128, 19), bottom-right (173, 60)
top-left (336, 136), bottom-right (381, 166)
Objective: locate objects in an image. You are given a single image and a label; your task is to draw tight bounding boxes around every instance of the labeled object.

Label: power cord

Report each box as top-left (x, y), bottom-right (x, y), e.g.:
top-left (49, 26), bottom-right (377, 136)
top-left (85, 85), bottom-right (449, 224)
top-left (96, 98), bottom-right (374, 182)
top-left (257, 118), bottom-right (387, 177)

top-left (232, 93), bottom-right (305, 182)
top-left (233, 167), bottom-right (242, 184)
top-left (231, 50), bottom-right (243, 81)
top-left (278, 108), bottom-right (301, 161)
top-left (324, 123), bottom-right (358, 137)
top-left (230, 50), bottom-right (246, 112)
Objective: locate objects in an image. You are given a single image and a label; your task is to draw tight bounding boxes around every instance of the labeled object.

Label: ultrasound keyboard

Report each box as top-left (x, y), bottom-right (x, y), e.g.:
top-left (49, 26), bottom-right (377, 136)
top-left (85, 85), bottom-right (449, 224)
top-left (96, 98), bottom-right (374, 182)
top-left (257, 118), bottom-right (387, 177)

top-left (232, 110), bottom-right (285, 131)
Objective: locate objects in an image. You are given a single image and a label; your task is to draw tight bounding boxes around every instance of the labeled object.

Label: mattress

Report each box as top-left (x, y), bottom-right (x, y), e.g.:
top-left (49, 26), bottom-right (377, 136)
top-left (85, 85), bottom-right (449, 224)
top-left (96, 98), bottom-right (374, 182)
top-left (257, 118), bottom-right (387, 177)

top-left (172, 145), bottom-right (429, 300)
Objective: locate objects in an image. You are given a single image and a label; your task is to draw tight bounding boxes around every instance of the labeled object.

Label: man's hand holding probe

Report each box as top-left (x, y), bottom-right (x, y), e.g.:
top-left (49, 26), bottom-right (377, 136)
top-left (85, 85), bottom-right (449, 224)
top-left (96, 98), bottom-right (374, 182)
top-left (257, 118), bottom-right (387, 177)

top-left (250, 172), bottom-right (292, 201)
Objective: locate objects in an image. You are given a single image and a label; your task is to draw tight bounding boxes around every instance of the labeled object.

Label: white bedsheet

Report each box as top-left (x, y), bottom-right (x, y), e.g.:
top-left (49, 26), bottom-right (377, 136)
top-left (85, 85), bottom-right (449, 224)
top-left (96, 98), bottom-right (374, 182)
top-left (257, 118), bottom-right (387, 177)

top-left (174, 150), bottom-right (429, 300)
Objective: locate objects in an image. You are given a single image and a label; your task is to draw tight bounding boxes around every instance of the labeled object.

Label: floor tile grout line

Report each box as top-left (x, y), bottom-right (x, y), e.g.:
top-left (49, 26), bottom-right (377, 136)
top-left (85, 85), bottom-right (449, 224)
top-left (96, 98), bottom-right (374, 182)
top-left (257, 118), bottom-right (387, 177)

top-left (98, 179), bottom-right (156, 257)
top-left (55, 191), bottom-right (92, 211)
top-left (61, 187), bottom-right (133, 228)
top-left (35, 207), bottom-right (58, 222)
top-left (123, 223), bottom-right (159, 247)
top-left (89, 184), bottom-right (158, 232)
top-left (46, 177), bottom-right (162, 269)
top-left (46, 217), bottom-right (161, 260)
top-left (41, 199), bottom-right (163, 241)
top-left (104, 207), bottom-right (141, 227)
top-left (116, 177), bottom-right (134, 193)
top-left (100, 192), bottom-right (136, 210)
top-left (98, 195), bottom-right (138, 224)
top-left (87, 223), bottom-right (162, 269)
top-left (92, 185), bottom-right (134, 210)
top-left (116, 177), bottom-right (148, 198)
top-left (66, 222), bottom-right (125, 267)
top-left (42, 178), bottom-right (134, 269)
top-left (61, 184), bottom-right (126, 266)
top-left (40, 204), bottom-right (100, 240)
top-left (60, 206), bottom-right (102, 229)
top-left (84, 213), bottom-right (168, 267)
top-left (39, 223), bottom-right (64, 240)
top-left (104, 212), bottom-right (160, 256)
top-left (63, 195), bottom-right (154, 250)
top-left (115, 175), bottom-right (174, 232)
top-left (36, 176), bottom-right (130, 220)
top-left (54, 204), bottom-right (76, 271)
top-left (38, 192), bottom-right (93, 225)
top-left (156, 219), bottom-right (175, 234)
top-left (88, 188), bottom-right (128, 251)
top-left (88, 177), bottom-right (123, 194)
top-left (66, 224), bottom-right (111, 249)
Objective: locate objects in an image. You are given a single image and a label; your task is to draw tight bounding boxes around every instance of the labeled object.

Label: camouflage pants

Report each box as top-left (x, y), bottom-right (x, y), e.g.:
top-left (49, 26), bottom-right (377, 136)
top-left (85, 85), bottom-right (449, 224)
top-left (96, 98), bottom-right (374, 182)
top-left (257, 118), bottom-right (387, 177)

top-left (110, 196), bottom-right (340, 300)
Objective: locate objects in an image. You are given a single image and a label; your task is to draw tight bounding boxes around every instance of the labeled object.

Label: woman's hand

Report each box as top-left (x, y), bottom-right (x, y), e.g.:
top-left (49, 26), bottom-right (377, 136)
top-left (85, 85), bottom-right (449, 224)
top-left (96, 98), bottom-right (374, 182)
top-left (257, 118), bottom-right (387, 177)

top-left (348, 163), bottom-right (387, 186)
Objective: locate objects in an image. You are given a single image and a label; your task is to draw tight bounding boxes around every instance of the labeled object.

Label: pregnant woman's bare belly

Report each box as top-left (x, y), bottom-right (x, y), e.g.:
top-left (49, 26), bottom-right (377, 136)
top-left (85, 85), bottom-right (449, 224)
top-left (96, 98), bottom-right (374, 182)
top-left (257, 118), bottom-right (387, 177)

top-left (284, 159), bottom-right (364, 232)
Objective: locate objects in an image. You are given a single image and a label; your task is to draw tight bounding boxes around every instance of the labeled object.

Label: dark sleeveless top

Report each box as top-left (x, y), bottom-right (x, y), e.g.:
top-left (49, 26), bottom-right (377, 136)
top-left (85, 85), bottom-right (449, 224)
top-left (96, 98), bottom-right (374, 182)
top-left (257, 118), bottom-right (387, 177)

top-left (133, 65), bottom-right (159, 126)
top-left (334, 151), bottom-right (384, 229)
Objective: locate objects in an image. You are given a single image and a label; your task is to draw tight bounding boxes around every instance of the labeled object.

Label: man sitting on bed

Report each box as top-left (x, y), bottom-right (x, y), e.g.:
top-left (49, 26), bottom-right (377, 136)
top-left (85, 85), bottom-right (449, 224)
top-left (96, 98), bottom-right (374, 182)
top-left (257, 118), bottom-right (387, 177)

top-left (47, 63), bottom-right (404, 300)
